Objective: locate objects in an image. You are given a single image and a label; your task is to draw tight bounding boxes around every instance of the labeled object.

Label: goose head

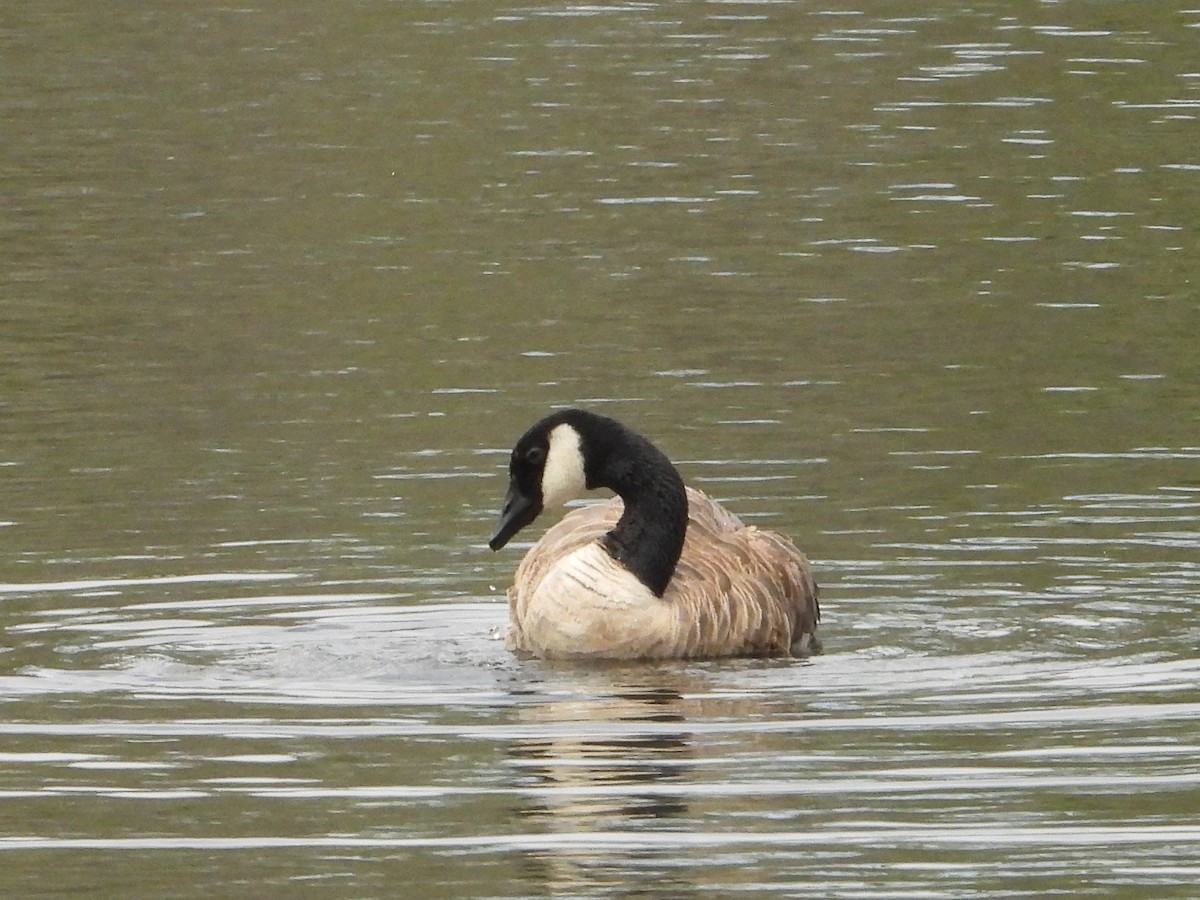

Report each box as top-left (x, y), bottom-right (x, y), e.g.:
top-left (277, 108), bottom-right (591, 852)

top-left (488, 410), bottom-right (591, 551)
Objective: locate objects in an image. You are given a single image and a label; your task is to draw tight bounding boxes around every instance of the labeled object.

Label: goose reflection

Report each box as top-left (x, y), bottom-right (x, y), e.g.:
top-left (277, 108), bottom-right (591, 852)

top-left (507, 671), bottom-right (706, 895)
top-left (513, 683), bottom-right (692, 822)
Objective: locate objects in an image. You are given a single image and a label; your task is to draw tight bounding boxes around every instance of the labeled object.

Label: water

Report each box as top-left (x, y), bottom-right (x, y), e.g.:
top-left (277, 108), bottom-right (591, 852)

top-left (3, 1), bottom-right (1199, 896)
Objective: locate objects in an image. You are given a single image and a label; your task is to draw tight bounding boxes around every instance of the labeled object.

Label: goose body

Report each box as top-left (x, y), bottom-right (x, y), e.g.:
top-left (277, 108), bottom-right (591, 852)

top-left (488, 410), bottom-right (819, 661)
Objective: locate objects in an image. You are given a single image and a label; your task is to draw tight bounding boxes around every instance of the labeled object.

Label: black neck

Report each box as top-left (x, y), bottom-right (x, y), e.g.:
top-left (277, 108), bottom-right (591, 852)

top-left (582, 418), bottom-right (688, 598)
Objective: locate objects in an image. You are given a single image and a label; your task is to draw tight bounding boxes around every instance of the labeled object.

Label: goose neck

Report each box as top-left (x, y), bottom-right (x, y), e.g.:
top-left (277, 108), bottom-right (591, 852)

top-left (594, 438), bottom-right (688, 598)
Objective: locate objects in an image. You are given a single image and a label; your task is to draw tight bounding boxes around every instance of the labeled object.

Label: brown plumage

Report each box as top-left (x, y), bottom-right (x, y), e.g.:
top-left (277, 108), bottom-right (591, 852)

top-left (506, 488), bottom-right (819, 660)
top-left (489, 409), bottom-right (820, 661)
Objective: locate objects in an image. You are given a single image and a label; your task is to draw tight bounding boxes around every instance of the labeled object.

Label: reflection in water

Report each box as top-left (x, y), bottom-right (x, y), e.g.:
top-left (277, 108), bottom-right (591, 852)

top-left (509, 676), bottom-right (701, 896)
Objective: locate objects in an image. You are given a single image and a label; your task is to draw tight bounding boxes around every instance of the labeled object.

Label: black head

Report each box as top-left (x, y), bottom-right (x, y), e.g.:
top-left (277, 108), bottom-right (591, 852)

top-left (488, 410), bottom-right (592, 551)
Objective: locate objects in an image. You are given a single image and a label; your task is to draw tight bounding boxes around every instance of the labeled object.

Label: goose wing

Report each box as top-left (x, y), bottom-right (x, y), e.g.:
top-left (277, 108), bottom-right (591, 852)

top-left (665, 489), bottom-right (819, 658)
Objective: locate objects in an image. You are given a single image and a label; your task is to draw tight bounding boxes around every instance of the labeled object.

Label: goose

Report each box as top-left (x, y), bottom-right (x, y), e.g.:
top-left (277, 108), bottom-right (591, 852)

top-left (487, 409), bottom-right (819, 660)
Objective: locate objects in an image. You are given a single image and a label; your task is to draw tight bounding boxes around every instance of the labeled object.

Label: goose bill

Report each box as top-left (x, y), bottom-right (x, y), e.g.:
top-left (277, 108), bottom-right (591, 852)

top-left (489, 484), bottom-right (540, 551)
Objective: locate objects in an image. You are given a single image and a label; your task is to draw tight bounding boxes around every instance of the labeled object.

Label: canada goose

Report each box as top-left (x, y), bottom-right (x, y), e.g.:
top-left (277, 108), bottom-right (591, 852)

top-left (488, 409), bottom-right (819, 660)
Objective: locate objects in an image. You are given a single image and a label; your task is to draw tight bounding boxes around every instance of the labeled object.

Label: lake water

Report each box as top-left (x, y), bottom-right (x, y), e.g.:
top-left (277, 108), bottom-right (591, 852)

top-left (3, 1), bottom-right (1198, 897)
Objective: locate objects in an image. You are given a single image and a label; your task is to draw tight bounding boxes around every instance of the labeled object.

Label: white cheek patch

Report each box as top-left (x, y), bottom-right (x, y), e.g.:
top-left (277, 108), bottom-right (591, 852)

top-left (541, 423), bottom-right (588, 508)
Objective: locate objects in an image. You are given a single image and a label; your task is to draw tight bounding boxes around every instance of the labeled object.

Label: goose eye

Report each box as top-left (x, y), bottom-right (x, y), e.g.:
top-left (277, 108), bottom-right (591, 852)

top-left (525, 446), bottom-right (545, 466)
